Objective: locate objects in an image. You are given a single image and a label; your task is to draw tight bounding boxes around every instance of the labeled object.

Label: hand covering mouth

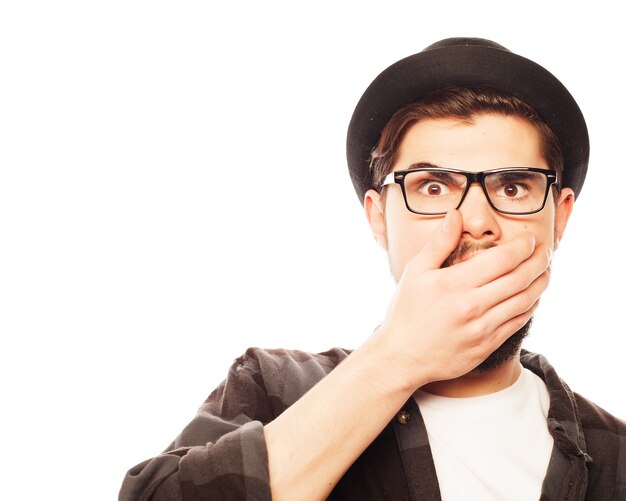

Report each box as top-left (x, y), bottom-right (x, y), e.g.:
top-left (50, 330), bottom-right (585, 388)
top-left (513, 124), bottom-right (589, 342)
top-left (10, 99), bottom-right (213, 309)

top-left (441, 240), bottom-right (496, 268)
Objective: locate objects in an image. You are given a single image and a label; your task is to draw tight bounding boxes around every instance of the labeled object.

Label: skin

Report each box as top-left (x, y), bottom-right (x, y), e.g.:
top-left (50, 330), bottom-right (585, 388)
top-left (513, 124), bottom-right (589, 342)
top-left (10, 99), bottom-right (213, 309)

top-left (364, 114), bottom-right (574, 396)
top-left (266, 113), bottom-right (574, 500)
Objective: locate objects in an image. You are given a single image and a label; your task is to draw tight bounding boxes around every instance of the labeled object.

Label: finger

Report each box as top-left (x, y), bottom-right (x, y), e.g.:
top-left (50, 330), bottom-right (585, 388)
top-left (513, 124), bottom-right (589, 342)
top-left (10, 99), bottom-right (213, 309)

top-left (488, 300), bottom-right (541, 352)
top-left (409, 209), bottom-right (463, 274)
top-left (448, 232), bottom-right (536, 287)
top-left (482, 268), bottom-right (550, 334)
top-left (475, 244), bottom-right (551, 307)
top-left (461, 298), bottom-right (540, 372)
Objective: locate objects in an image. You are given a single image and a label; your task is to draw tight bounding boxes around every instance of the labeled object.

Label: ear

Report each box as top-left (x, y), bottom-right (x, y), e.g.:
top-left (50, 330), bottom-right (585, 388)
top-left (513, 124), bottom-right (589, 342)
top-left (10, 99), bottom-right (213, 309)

top-left (554, 188), bottom-right (575, 250)
top-left (364, 189), bottom-right (388, 250)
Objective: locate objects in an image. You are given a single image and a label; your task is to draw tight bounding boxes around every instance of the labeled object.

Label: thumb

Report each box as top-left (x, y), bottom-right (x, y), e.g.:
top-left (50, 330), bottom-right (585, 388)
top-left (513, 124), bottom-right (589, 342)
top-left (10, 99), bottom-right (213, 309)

top-left (411, 209), bottom-right (463, 273)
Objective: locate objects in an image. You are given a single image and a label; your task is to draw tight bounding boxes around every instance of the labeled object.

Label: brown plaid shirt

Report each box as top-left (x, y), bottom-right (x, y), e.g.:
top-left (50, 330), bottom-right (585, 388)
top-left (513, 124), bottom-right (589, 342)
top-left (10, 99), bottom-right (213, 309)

top-left (120, 348), bottom-right (626, 500)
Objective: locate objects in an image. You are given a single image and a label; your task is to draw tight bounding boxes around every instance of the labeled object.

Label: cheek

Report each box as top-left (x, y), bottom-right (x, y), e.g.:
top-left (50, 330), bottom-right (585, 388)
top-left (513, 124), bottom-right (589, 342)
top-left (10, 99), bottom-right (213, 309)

top-left (385, 214), bottom-right (442, 274)
top-left (519, 215), bottom-right (555, 248)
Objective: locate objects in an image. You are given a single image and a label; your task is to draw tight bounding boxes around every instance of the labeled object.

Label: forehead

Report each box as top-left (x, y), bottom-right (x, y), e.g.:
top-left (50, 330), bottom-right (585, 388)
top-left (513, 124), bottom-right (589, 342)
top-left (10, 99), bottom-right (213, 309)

top-left (394, 114), bottom-right (547, 172)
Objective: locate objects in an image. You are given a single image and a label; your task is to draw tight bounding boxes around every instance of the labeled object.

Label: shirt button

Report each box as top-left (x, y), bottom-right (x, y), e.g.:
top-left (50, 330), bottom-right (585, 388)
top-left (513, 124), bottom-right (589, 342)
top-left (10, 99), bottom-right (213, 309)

top-left (397, 410), bottom-right (410, 424)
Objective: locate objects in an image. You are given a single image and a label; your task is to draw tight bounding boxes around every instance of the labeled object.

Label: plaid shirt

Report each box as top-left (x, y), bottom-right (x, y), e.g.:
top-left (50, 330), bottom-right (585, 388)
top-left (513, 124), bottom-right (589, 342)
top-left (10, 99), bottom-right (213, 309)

top-left (120, 348), bottom-right (626, 500)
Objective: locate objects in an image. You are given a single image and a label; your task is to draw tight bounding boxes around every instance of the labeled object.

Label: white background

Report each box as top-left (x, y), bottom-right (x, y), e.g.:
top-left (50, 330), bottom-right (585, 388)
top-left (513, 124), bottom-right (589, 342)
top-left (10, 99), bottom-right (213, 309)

top-left (1, 2), bottom-right (624, 499)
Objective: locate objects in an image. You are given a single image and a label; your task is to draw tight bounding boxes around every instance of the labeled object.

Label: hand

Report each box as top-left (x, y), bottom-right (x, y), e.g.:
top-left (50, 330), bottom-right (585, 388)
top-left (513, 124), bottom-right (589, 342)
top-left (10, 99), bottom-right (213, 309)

top-left (374, 209), bottom-right (551, 390)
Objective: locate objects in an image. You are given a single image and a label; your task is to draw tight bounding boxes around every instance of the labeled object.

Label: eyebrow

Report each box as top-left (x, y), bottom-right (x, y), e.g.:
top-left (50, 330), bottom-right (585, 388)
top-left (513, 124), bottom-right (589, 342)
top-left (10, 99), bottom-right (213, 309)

top-left (495, 172), bottom-right (535, 181)
top-left (403, 167), bottom-right (463, 186)
top-left (407, 162), bottom-right (444, 170)
top-left (406, 162), bottom-right (461, 183)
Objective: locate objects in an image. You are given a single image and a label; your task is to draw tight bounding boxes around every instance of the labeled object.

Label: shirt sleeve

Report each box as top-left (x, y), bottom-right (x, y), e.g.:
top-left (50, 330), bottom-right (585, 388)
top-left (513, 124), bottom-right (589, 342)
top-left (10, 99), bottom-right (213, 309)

top-left (119, 350), bottom-right (276, 501)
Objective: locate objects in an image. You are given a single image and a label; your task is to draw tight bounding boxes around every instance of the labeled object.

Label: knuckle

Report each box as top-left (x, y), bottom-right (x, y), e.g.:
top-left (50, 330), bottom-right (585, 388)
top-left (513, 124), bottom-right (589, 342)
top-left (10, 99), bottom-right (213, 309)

top-left (497, 315), bottom-right (526, 341)
top-left (511, 271), bottom-right (532, 292)
top-left (516, 289), bottom-right (534, 309)
top-left (511, 312), bottom-right (530, 331)
top-left (543, 268), bottom-right (552, 282)
top-left (499, 250), bottom-right (518, 271)
top-left (458, 297), bottom-right (481, 320)
top-left (468, 317), bottom-right (489, 339)
top-left (531, 271), bottom-right (550, 294)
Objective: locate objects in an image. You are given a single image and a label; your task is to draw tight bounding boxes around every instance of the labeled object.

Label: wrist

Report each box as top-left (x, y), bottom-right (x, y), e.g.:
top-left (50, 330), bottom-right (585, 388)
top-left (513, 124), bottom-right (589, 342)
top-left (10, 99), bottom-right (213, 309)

top-left (353, 325), bottom-right (430, 397)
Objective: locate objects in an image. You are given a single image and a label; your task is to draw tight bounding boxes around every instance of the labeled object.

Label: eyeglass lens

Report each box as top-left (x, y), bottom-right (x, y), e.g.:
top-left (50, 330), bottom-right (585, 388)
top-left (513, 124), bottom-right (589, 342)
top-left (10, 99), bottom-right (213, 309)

top-left (402, 170), bottom-right (549, 214)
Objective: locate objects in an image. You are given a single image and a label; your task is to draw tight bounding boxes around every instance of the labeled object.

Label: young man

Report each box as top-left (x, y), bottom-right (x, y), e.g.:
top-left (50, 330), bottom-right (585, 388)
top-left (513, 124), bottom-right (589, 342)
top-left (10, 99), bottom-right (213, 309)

top-left (120, 38), bottom-right (626, 500)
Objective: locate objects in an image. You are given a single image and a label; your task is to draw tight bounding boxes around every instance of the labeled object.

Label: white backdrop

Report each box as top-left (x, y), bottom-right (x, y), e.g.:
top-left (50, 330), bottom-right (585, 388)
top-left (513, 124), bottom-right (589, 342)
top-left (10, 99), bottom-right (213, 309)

top-left (1, 2), bottom-right (624, 499)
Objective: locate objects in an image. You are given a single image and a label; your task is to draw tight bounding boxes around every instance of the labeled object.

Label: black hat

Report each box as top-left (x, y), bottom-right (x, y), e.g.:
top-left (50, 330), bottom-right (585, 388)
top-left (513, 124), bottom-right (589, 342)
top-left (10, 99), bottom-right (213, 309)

top-left (346, 37), bottom-right (589, 203)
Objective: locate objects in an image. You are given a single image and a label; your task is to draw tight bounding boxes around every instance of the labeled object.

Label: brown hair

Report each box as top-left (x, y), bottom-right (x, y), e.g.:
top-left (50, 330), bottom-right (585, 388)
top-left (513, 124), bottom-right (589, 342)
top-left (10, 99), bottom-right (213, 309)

top-left (369, 86), bottom-right (563, 199)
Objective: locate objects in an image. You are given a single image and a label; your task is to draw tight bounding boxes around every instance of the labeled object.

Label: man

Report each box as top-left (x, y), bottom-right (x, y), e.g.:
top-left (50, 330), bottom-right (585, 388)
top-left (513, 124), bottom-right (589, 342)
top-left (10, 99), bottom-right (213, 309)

top-left (120, 38), bottom-right (626, 500)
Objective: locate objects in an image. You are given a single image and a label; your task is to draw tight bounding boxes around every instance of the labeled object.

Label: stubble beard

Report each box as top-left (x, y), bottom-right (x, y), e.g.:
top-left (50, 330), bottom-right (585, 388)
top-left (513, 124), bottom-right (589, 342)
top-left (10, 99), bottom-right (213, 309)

top-left (441, 239), bottom-right (530, 373)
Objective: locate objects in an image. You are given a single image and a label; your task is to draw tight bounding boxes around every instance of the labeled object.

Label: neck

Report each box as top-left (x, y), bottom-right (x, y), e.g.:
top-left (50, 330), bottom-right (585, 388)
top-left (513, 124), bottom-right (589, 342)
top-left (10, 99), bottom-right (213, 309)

top-left (420, 355), bottom-right (522, 398)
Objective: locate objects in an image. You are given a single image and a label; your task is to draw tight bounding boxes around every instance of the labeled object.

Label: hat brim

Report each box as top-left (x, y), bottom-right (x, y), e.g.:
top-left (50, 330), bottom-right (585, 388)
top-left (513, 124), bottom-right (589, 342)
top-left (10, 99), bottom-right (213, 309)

top-left (346, 43), bottom-right (589, 204)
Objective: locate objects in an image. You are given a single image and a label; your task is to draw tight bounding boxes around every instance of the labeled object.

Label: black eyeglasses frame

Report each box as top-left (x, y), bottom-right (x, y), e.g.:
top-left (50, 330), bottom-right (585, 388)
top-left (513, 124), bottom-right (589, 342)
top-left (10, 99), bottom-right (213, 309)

top-left (381, 167), bottom-right (558, 216)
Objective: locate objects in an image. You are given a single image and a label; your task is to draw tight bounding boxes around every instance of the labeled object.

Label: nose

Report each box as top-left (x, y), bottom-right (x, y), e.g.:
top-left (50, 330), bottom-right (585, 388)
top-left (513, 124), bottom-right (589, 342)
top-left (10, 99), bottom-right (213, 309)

top-left (457, 183), bottom-right (501, 240)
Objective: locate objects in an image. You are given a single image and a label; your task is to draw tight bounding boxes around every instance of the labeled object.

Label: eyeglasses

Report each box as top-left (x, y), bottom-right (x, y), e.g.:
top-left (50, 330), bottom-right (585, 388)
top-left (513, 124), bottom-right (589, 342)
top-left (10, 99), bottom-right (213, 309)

top-left (381, 167), bottom-right (558, 215)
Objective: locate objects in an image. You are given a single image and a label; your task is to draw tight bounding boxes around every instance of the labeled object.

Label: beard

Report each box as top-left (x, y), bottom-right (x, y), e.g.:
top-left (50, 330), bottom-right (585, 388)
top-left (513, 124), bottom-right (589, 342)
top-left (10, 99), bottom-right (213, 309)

top-left (442, 239), bottom-right (531, 373)
top-left (473, 318), bottom-right (531, 372)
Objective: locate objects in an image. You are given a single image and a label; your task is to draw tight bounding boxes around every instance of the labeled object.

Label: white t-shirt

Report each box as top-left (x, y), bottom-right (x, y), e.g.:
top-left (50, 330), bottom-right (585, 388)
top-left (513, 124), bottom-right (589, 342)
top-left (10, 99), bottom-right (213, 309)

top-left (413, 367), bottom-right (553, 501)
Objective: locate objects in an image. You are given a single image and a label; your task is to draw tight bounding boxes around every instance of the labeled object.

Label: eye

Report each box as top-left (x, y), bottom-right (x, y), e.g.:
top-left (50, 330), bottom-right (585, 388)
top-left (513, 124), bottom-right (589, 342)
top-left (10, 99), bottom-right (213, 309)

top-left (419, 180), bottom-right (450, 196)
top-left (498, 183), bottom-right (528, 198)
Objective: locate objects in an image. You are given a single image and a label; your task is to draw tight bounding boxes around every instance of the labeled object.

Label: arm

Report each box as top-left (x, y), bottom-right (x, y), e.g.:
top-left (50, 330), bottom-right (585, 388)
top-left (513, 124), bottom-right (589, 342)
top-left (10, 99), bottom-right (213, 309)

top-left (265, 209), bottom-right (551, 500)
top-left (119, 347), bottom-right (352, 501)
top-left (121, 210), bottom-right (550, 500)
top-left (119, 349), bottom-right (277, 501)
